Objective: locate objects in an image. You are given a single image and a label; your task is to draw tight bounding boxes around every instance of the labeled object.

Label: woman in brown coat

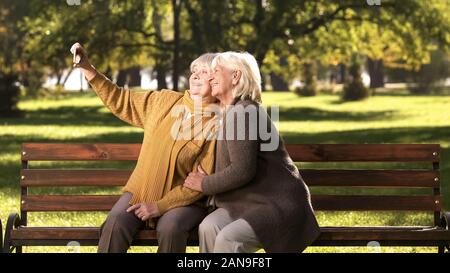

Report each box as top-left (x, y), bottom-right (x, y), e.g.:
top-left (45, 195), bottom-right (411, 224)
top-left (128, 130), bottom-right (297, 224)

top-left (184, 52), bottom-right (320, 253)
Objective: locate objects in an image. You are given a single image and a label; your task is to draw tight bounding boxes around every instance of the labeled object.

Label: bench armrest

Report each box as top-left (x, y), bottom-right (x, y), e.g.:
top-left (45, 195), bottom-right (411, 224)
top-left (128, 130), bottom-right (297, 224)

top-left (441, 211), bottom-right (450, 230)
top-left (3, 213), bottom-right (21, 253)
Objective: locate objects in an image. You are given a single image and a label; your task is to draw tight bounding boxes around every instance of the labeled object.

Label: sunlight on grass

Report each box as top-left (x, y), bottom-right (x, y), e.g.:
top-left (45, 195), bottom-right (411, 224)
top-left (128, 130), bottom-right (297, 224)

top-left (1, 90), bottom-right (449, 253)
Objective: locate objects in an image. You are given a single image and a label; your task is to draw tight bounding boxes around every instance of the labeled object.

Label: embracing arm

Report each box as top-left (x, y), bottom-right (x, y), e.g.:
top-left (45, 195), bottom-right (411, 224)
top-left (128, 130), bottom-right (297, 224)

top-left (202, 139), bottom-right (258, 195)
top-left (201, 112), bottom-right (259, 195)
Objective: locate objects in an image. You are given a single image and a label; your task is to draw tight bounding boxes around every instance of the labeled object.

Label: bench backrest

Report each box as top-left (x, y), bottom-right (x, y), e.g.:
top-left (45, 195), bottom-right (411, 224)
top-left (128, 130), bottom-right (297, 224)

top-left (19, 143), bottom-right (442, 227)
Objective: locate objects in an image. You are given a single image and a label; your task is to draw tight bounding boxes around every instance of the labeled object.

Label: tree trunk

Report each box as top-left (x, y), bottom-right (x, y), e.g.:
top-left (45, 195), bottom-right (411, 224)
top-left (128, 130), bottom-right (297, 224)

top-left (104, 65), bottom-right (113, 80)
top-left (151, 0), bottom-right (168, 90)
top-left (61, 67), bottom-right (74, 86)
top-left (261, 74), bottom-right (267, 92)
top-left (116, 67), bottom-right (141, 87)
top-left (55, 70), bottom-right (63, 86)
top-left (116, 69), bottom-right (127, 86)
top-left (155, 65), bottom-right (168, 89)
top-left (127, 66), bottom-right (141, 87)
top-left (269, 56), bottom-right (289, 91)
top-left (269, 73), bottom-right (289, 91)
top-left (367, 58), bottom-right (384, 88)
top-left (172, 0), bottom-right (181, 91)
top-left (256, 51), bottom-right (268, 91)
top-left (338, 63), bottom-right (347, 84)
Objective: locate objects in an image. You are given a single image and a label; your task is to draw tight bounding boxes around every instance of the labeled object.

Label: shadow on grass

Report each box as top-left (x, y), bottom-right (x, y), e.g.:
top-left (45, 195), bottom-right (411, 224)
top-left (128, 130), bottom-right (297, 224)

top-left (0, 105), bottom-right (130, 127)
top-left (281, 125), bottom-right (450, 144)
top-left (3, 97), bottom-right (404, 125)
top-left (277, 106), bottom-right (399, 122)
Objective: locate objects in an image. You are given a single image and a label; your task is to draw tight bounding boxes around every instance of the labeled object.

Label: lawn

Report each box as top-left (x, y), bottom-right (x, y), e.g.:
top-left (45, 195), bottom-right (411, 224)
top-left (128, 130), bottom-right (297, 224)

top-left (1, 90), bottom-right (449, 253)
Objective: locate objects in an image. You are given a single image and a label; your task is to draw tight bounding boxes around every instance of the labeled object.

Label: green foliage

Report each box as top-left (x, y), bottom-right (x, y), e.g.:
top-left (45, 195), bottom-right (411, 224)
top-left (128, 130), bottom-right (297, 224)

top-left (263, 0), bottom-right (450, 89)
top-left (1, 0), bottom-right (450, 95)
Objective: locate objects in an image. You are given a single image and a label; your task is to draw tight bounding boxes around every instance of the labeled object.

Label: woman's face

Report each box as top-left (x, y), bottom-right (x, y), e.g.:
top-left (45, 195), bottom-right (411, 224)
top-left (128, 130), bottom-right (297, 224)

top-left (189, 64), bottom-right (212, 97)
top-left (210, 64), bottom-right (234, 100)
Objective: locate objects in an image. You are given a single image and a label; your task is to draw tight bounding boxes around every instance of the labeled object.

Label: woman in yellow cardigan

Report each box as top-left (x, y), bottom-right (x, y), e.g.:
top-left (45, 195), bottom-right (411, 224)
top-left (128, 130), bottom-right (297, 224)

top-left (69, 43), bottom-right (218, 253)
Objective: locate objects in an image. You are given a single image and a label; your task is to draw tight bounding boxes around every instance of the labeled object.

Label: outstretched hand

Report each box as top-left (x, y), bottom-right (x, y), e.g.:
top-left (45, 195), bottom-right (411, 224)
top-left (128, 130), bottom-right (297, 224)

top-left (69, 42), bottom-right (97, 81)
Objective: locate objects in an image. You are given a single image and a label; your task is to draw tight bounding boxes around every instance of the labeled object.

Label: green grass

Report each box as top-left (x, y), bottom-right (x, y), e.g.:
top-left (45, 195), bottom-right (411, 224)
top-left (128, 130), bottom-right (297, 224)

top-left (0, 90), bottom-right (449, 253)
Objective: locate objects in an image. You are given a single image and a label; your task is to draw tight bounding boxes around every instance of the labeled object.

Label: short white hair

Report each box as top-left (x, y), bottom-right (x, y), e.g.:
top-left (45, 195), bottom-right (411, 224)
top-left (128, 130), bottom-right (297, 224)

top-left (190, 53), bottom-right (218, 72)
top-left (212, 51), bottom-right (262, 103)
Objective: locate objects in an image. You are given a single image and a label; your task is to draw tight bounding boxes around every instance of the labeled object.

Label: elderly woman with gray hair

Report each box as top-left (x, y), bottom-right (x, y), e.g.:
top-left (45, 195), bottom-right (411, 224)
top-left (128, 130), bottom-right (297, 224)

top-left (70, 43), bottom-right (219, 253)
top-left (184, 51), bottom-right (321, 253)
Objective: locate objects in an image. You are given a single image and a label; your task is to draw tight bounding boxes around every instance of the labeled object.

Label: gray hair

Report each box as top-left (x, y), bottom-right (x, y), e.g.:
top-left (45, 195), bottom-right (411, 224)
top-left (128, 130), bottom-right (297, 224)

top-left (190, 53), bottom-right (218, 72)
top-left (212, 51), bottom-right (262, 103)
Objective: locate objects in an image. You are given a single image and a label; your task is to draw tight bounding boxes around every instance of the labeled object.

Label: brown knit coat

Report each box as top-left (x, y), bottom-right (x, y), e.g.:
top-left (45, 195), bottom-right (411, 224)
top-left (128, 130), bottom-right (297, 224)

top-left (202, 99), bottom-right (320, 253)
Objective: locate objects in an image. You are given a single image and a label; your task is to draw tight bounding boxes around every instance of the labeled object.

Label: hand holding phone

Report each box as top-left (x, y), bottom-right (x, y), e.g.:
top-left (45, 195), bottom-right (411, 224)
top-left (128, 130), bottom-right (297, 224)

top-left (70, 42), bottom-right (86, 67)
top-left (69, 42), bottom-right (96, 80)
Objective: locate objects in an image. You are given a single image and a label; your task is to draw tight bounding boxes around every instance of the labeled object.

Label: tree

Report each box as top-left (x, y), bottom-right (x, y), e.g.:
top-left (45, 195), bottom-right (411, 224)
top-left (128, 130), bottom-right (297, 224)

top-left (342, 55), bottom-right (369, 101)
top-left (0, 0), bottom-right (28, 115)
top-left (295, 61), bottom-right (317, 96)
top-left (232, 0), bottom-right (450, 93)
top-left (8, 0), bottom-right (450, 99)
top-left (409, 50), bottom-right (450, 94)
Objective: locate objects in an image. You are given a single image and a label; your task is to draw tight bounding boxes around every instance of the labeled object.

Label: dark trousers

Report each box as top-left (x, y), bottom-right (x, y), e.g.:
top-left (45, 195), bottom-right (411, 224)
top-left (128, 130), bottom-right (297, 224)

top-left (97, 192), bottom-right (207, 253)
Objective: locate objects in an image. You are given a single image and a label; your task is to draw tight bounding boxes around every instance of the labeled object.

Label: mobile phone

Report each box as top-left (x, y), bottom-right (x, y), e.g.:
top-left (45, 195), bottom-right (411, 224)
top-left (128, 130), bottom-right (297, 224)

top-left (73, 50), bottom-right (81, 64)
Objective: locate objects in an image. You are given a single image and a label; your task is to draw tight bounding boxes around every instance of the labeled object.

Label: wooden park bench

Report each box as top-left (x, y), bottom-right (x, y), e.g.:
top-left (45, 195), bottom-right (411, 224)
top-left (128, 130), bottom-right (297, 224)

top-left (3, 143), bottom-right (450, 253)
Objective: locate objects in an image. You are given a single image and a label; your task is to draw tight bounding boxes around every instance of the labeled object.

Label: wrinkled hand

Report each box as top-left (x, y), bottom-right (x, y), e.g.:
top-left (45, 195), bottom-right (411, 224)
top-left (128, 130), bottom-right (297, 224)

top-left (126, 202), bottom-right (160, 221)
top-left (69, 42), bottom-right (91, 69)
top-left (183, 165), bottom-right (207, 192)
top-left (69, 42), bottom-right (97, 81)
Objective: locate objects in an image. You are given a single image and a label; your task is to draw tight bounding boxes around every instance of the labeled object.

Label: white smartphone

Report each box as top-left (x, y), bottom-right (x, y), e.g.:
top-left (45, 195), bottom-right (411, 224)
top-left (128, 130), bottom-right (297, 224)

top-left (73, 51), bottom-right (81, 64)
top-left (71, 45), bottom-right (81, 64)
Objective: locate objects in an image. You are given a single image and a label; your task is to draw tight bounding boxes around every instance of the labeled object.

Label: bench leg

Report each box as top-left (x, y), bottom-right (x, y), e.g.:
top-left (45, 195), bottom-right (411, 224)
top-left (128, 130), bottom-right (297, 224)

top-left (440, 212), bottom-right (450, 253)
top-left (4, 213), bottom-right (21, 253)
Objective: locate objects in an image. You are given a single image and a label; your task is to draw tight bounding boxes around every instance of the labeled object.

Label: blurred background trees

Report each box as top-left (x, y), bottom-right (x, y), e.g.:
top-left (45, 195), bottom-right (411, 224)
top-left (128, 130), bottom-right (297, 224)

top-left (1, 0), bottom-right (450, 116)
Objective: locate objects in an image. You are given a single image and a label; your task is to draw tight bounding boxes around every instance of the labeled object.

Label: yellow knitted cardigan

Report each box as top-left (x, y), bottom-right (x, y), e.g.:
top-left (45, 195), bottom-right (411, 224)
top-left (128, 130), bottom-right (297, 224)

top-left (87, 72), bottom-right (216, 215)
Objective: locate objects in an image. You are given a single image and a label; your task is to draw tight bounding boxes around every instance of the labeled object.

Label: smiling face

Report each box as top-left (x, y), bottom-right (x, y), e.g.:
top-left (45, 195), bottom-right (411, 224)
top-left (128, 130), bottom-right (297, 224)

top-left (210, 64), bottom-right (235, 104)
top-left (189, 63), bottom-right (214, 100)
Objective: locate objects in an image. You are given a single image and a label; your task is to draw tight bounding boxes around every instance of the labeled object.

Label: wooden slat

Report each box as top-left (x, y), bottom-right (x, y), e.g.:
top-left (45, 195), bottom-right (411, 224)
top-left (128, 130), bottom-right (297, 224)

top-left (11, 227), bottom-right (103, 240)
top-left (20, 169), bottom-right (131, 187)
top-left (10, 226), bottom-right (450, 242)
top-left (21, 143), bottom-right (441, 162)
top-left (21, 143), bottom-right (141, 161)
top-left (20, 169), bottom-right (439, 188)
top-left (11, 227), bottom-right (158, 240)
top-left (312, 195), bottom-right (441, 211)
top-left (21, 195), bottom-right (120, 212)
top-left (21, 194), bottom-right (441, 212)
top-left (285, 144), bottom-right (440, 162)
top-left (317, 226), bottom-right (450, 241)
top-left (301, 169), bottom-right (440, 188)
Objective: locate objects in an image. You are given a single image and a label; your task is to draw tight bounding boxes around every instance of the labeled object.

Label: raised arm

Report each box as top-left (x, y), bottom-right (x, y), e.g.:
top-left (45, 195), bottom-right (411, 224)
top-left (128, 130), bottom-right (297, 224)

top-left (70, 42), bottom-right (155, 129)
top-left (87, 72), bottom-right (155, 128)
